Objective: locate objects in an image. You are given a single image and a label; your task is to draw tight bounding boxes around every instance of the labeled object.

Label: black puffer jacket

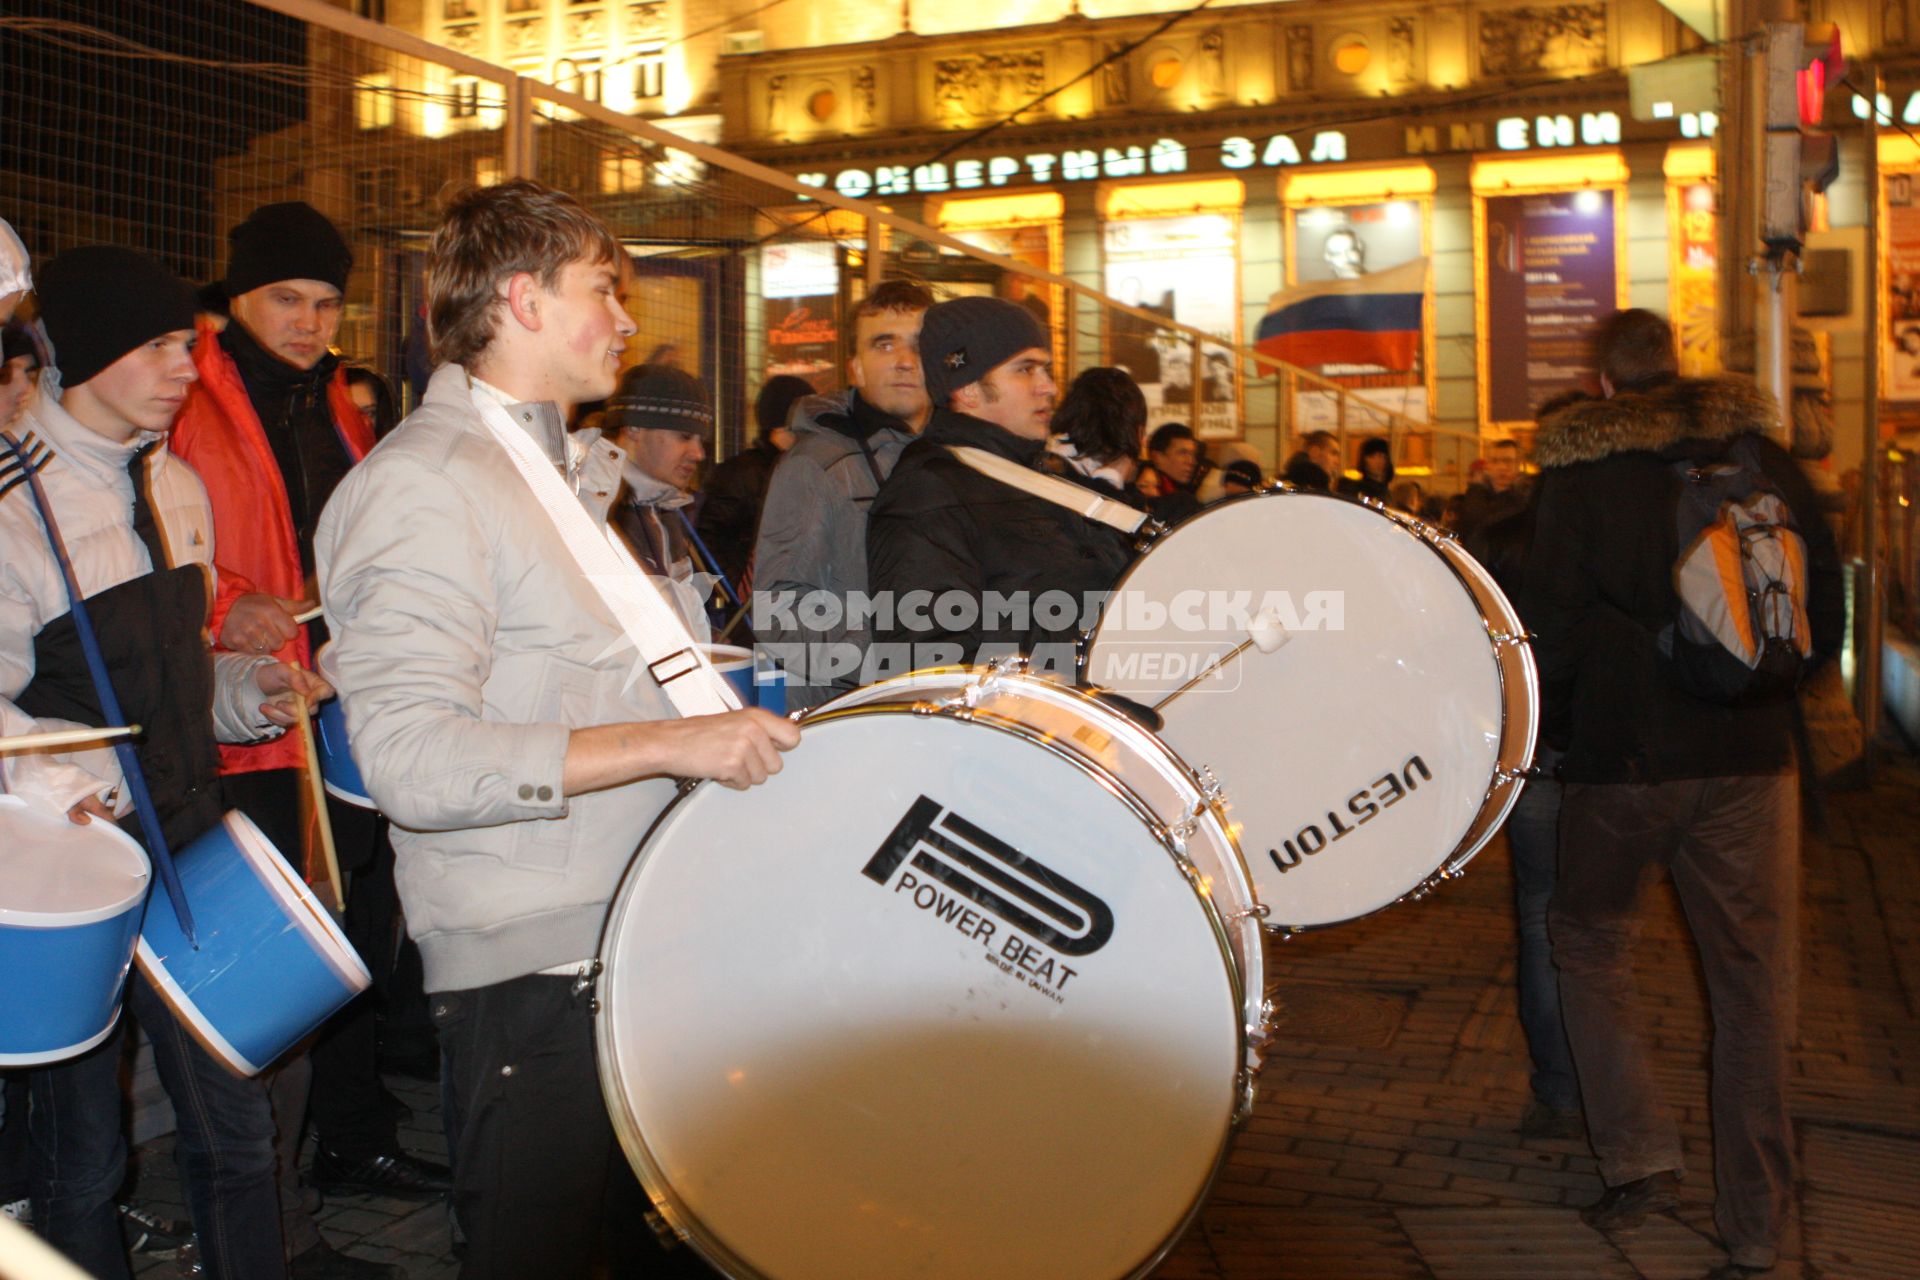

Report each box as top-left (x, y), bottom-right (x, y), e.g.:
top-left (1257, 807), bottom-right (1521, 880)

top-left (696, 443), bottom-right (780, 586)
top-left (1521, 376), bottom-right (1844, 783)
top-left (867, 408), bottom-right (1134, 669)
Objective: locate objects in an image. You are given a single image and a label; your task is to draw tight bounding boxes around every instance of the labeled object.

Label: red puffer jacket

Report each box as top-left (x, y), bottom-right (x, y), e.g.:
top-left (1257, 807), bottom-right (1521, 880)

top-left (170, 319), bottom-right (374, 774)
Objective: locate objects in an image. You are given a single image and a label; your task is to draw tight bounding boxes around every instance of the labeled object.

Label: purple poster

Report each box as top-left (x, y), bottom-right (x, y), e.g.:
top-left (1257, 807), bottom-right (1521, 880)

top-left (1483, 190), bottom-right (1617, 423)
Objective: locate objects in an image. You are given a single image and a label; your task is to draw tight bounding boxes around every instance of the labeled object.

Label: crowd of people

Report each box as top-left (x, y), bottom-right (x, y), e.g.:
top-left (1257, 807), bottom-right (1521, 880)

top-left (0, 181), bottom-right (1839, 1280)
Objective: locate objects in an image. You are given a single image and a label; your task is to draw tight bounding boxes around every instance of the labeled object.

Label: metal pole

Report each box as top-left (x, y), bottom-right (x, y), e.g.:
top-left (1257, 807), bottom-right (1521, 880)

top-left (865, 215), bottom-right (882, 291)
top-left (1859, 66), bottom-right (1884, 758)
top-left (505, 75), bottom-right (535, 179)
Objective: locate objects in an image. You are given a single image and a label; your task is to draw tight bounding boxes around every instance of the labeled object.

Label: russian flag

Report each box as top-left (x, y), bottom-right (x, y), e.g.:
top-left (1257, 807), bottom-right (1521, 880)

top-left (1254, 258), bottom-right (1426, 371)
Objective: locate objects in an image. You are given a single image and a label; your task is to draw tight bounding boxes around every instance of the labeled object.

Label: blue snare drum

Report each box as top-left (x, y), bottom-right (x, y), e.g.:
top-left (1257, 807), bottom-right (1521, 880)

top-left (313, 644), bottom-right (374, 810)
top-left (0, 796), bottom-right (150, 1066)
top-left (135, 810), bottom-right (369, 1076)
top-left (701, 644), bottom-right (789, 717)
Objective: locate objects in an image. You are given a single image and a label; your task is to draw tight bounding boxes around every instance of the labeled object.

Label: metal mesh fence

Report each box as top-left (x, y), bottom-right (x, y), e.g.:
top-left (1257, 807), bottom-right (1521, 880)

top-left (3, 0), bottom-right (1453, 471)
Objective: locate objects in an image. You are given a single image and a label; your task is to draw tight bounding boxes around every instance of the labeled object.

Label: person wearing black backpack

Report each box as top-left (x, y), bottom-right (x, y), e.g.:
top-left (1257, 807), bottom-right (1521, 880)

top-left (1522, 310), bottom-right (1843, 1279)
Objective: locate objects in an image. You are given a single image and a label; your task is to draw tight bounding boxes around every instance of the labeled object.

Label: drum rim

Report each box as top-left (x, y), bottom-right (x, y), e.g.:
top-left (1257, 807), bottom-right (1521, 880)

top-left (1079, 489), bottom-right (1537, 933)
top-left (0, 1008), bottom-right (125, 1068)
top-left (0, 796), bottom-right (151, 926)
top-left (595, 703), bottom-right (1247, 1280)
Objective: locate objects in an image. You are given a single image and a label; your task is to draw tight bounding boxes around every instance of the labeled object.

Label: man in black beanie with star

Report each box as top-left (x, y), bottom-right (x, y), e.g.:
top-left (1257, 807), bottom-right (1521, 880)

top-left (866, 295), bottom-right (1132, 676)
top-left (172, 202), bottom-right (439, 1280)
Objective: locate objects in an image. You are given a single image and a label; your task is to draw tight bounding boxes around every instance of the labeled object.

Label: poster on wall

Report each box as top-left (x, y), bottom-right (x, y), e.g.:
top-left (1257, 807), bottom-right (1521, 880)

top-left (1884, 171), bottom-right (1920, 401)
top-left (1279, 201), bottom-right (1429, 431)
top-left (1669, 179), bottom-right (1719, 377)
top-left (1481, 189), bottom-right (1619, 425)
top-left (761, 241), bottom-right (839, 386)
top-left (1102, 214), bottom-right (1241, 440)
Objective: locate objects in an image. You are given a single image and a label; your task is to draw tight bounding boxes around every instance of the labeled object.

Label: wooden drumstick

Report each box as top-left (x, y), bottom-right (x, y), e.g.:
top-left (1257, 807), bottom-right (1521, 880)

top-left (0, 724), bottom-right (140, 753)
top-left (292, 679), bottom-right (347, 912)
top-left (1151, 610), bottom-right (1290, 712)
top-left (293, 604), bottom-right (324, 625)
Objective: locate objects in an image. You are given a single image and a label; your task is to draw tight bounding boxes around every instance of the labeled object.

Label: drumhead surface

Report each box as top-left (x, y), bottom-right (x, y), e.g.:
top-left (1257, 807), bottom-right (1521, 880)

top-left (600, 710), bottom-right (1241, 1280)
top-left (0, 796), bottom-right (149, 922)
top-left (1084, 492), bottom-right (1508, 928)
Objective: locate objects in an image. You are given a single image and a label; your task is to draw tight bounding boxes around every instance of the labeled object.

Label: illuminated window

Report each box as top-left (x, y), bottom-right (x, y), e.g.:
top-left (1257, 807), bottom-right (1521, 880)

top-left (354, 167), bottom-right (398, 208)
top-left (601, 154), bottom-right (646, 193)
top-left (451, 76), bottom-right (481, 118)
top-left (355, 74), bottom-right (395, 130)
top-left (634, 47), bottom-right (666, 102)
top-left (506, 0), bottom-right (541, 13)
top-left (808, 89), bottom-right (837, 122)
top-left (1151, 57), bottom-right (1183, 90)
top-left (475, 156), bottom-right (504, 187)
top-left (443, 0), bottom-right (476, 18)
top-left (555, 57), bottom-right (602, 102)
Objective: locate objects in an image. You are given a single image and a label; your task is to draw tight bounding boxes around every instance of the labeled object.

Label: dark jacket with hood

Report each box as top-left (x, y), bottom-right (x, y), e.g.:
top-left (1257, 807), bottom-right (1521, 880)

top-left (1520, 376), bottom-right (1843, 784)
top-left (867, 407), bottom-right (1134, 670)
top-left (754, 389), bottom-right (917, 707)
top-left (696, 443), bottom-right (779, 586)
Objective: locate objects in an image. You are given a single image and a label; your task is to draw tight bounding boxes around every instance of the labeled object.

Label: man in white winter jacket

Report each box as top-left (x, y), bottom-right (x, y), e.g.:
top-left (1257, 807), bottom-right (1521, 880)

top-left (315, 179), bottom-right (797, 1279)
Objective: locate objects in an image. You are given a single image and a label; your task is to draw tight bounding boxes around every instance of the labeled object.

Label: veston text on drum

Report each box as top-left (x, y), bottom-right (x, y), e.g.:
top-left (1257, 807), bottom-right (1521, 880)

top-left (1269, 755), bottom-right (1433, 874)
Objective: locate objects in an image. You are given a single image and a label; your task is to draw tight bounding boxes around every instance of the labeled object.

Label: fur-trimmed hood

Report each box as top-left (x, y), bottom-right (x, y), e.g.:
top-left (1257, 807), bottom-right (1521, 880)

top-left (1534, 376), bottom-right (1779, 468)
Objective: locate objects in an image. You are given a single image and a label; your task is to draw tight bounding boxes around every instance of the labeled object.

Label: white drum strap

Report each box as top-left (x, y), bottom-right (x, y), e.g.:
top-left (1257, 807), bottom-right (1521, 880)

top-left (471, 390), bottom-right (739, 718)
top-left (947, 446), bottom-right (1149, 535)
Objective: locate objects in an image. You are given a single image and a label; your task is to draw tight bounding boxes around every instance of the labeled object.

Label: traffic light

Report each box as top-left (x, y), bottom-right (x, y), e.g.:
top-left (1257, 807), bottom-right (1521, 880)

top-left (1761, 21), bottom-right (1844, 252)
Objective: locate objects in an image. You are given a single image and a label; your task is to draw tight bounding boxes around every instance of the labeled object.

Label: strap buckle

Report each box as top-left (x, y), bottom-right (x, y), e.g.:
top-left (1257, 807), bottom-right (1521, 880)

top-left (647, 647), bottom-right (699, 686)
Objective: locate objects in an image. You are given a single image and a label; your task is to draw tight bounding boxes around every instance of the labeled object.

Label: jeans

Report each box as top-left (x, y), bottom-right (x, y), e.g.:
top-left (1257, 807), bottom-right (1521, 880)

top-left (31, 972), bottom-right (286, 1280)
top-left (431, 973), bottom-right (703, 1279)
top-left (1551, 771), bottom-right (1799, 1259)
top-left (1507, 747), bottom-right (1577, 1110)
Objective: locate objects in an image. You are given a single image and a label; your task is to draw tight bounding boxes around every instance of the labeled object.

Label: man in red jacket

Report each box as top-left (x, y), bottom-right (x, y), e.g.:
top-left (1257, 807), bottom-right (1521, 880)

top-left (171, 202), bottom-right (445, 1280)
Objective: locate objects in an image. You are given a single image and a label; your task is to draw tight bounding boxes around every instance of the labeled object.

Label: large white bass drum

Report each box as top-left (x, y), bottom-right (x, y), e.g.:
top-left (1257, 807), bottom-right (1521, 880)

top-left (597, 695), bottom-right (1248, 1280)
top-left (1080, 489), bottom-right (1536, 930)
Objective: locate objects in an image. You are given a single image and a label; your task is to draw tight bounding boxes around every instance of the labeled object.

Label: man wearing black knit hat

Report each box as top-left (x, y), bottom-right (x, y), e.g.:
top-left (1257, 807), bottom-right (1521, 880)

top-left (172, 202), bottom-right (438, 1280)
top-left (866, 295), bottom-right (1132, 674)
top-left (605, 363), bottom-right (717, 635)
top-left (3, 244), bottom-right (336, 1280)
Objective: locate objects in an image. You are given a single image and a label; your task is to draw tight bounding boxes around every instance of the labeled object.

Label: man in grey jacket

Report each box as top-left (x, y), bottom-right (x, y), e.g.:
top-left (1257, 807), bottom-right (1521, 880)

top-left (315, 180), bottom-right (797, 1279)
top-left (753, 279), bottom-right (932, 707)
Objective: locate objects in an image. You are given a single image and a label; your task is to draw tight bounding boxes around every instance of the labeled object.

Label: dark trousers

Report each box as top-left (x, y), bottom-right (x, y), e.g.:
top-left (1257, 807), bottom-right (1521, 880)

top-left (1506, 747), bottom-right (1577, 1110)
top-left (433, 974), bottom-right (614, 1279)
top-left (1551, 771), bottom-right (1799, 1259)
top-left (431, 973), bottom-right (707, 1279)
top-left (30, 972), bottom-right (285, 1280)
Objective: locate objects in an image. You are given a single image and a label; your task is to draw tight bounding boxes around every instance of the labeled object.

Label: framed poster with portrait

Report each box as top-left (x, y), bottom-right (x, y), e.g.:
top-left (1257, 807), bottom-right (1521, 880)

top-left (1101, 211), bottom-right (1243, 441)
top-left (1283, 193), bottom-right (1434, 432)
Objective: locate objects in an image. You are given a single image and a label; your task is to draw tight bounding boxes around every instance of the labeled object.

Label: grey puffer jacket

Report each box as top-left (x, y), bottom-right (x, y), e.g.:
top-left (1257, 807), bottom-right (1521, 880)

top-left (752, 389), bottom-right (915, 708)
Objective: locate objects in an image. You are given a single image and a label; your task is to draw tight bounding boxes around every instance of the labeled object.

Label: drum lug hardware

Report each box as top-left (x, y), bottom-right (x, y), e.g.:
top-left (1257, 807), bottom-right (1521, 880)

top-left (1233, 1068), bottom-right (1257, 1124)
top-left (570, 959), bottom-right (602, 1000)
top-left (1494, 766), bottom-right (1529, 783)
top-left (1198, 766), bottom-right (1225, 804)
top-left (1229, 903), bottom-right (1272, 925)
top-left (1489, 628), bottom-right (1534, 648)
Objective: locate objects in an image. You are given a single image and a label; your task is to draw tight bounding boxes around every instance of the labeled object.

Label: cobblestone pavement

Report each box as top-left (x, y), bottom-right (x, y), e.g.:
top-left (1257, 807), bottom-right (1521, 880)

top-left (129, 738), bottom-right (1919, 1279)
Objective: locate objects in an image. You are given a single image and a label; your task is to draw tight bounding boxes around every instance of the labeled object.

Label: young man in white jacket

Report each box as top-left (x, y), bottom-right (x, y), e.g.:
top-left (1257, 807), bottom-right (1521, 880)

top-left (315, 179), bottom-right (797, 1278)
top-left (1, 246), bottom-right (331, 1280)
